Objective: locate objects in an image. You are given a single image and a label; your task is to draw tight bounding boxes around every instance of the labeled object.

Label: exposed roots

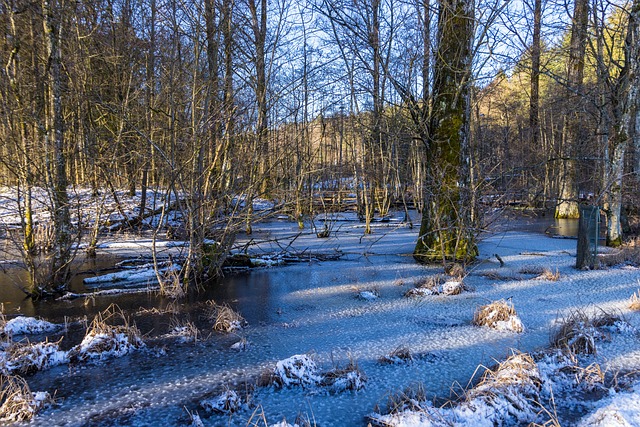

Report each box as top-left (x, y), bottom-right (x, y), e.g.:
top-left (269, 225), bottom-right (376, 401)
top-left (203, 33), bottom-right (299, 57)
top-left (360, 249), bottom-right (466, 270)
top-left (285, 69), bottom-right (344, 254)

top-left (472, 300), bottom-right (524, 333)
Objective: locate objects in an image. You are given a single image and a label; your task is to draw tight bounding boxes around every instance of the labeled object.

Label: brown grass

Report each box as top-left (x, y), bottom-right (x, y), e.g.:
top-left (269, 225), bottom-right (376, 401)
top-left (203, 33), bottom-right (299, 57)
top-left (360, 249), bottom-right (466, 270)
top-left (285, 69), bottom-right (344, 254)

top-left (205, 301), bottom-right (247, 333)
top-left (69, 304), bottom-right (144, 362)
top-left (5, 339), bottom-right (65, 375)
top-left (630, 290), bottom-right (640, 311)
top-left (598, 240), bottom-right (640, 267)
top-left (383, 382), bottom-right (428, 415)
top-left (551, 310), bottom-right (602, 355)
top-left (379, 346), bottom-right (413, 365)
top-left (469, 352), bottom-right (542, 400)
top-left (472, 300), bottom-right (524, 333)
top-left (169, 317), bottom-right (199, 342)
top-left (321, 358), bottom-right (367, 392)
top-left (0, 374), bottom-right (53, 422)
top-left (445, 263), bottom-right (466, 278)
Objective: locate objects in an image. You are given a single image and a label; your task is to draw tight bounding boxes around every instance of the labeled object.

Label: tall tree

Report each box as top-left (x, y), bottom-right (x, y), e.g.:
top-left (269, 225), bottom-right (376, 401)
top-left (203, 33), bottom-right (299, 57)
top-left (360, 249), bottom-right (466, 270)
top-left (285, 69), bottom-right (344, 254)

top-left (42, 0), bottom-right (74, 292)
top-left (414, 0), bottom-right (476, 262)
top-left (555, 0), bottom-right (589, 219)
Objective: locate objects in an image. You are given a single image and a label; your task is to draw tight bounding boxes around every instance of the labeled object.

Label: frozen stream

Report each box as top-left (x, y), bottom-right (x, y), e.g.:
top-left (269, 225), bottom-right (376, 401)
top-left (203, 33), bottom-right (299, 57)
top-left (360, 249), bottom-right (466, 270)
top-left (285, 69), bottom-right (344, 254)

top-left (4, 213), bottom-right (640, 426)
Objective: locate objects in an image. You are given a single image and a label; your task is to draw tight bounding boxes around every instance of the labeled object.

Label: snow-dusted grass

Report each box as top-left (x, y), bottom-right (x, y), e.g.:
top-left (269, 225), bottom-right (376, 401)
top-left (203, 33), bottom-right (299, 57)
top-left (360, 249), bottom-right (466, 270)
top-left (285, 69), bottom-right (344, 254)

top-left (205, 300), bottom-right (247, 333)
top-left (269, 354), bottom-right (322, 388)
top-left (68, 304), bottom-right (144, 362)
top-left (2, 340), bottom-right (67, 375)
top-left (472, 300), bottom-right (524, 333)
top-left (0, 374), bottom-right (53, 422)
top-left (201, 389), bottom-right (243, 414)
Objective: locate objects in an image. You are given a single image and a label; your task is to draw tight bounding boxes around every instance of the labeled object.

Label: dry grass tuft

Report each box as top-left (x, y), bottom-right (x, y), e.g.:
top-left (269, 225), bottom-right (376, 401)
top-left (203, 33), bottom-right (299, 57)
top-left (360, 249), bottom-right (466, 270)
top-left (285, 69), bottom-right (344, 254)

top-left (200, 389), bottom-right (242, 414)
top-left (551, 311), bottom-right (602, 355)
top-left (445, 263), bottom-right (466, 278)
top-left (0, 309), bottom-right (10, 349)
top-left (4, 339), bottom-right (67, 375)
top-left (630, 290), bottom-right (640, 311)
top-left (384, 382), bottom-right (428, 415)
top-left (168, 318), bottom-right (199, 343)
top-left (0, 374), bottom-right (53, 422)
top-left (473, 300), bottom-right (524, 333)
top-left (379, 346), bottom-right (413, 365)
top-left (69, 304), bottom-right (144, 362)
top-left (321, 358), bottom-right (367, 392)
top-left (205, 300), bottom-right (247, 333)
top-left (470, 352), bottom-right (542, 400)
top-left (574, 363), bottom-right (606, 391)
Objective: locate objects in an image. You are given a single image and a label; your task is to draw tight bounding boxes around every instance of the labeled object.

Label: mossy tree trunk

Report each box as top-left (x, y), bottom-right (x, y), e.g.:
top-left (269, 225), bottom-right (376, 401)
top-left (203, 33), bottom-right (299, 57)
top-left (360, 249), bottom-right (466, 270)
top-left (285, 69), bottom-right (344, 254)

top-left (413, 0), bottom-right (476, 263)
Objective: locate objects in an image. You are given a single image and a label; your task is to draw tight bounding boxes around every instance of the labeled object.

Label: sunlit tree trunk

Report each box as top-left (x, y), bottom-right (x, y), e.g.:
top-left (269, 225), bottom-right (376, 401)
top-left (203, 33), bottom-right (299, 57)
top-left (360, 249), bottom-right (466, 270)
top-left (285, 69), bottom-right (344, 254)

top-left (555, 0), bottom-right (588, 219)
top-left (414, 0), bottom-right (476, 262)
top-left (42, 0), bottom-right (73, 292)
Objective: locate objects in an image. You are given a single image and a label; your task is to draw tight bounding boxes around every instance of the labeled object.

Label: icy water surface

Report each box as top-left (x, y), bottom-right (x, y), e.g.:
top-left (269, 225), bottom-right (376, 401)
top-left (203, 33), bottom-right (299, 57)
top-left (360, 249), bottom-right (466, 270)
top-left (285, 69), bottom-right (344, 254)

top-left (4, 212), bottom-right (637, 426)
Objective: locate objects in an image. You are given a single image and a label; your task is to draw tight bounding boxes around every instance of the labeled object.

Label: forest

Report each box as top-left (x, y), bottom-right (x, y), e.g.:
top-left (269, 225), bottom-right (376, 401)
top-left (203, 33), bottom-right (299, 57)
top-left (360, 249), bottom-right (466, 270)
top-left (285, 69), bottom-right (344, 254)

top-left (1, 0), bottom-right (640, 295)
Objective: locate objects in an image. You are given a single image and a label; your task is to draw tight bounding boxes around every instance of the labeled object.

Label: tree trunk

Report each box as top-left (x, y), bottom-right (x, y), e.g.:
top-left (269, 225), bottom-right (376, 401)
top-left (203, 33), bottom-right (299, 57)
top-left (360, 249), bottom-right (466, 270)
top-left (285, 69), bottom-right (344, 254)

top-left (43, 0), bottom-right (73, 293)
top-left (414, 0), bottom-right (476, 262)
top-left (555, 0), bottom-right (588, 219)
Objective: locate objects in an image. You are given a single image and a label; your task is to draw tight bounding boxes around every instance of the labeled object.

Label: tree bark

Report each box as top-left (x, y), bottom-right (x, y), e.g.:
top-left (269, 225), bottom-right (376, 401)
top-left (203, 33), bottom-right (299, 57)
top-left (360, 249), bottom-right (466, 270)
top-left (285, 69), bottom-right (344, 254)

top-left (43, 0), bottom-right (73, 292)
top-left (555, 0), bottom-right (588, 219)
top-left (414, 0), bottom-right (476, 262)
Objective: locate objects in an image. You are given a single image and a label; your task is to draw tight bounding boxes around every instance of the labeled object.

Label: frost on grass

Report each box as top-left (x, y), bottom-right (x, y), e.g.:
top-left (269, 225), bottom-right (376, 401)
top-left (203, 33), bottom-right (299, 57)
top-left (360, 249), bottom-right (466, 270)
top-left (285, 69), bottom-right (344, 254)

top-left (3, 317), bottom-right (60, 336)
top-left (405, 275), bottom-right (470, 298)
top-left (379, 346), bottom-right (413, 365)
top-left (167, 318), bottom-right (199, 343)
top-left (0, 374), bottom-right (53, 422)
top-left (370, 352), bottom-right (544, 427)
top-left (321, 359), bottom-right (367, 393)
top-left (2, 340), bottom-right (68, 375)
top-left (269, 354), bottom-right (322, 388)
top-left (201, 390), bottom-right (242, 414)
top-left (473, 300), bottom-right (524, 333)
top-left (68, 305), bottom-right (144, 362)
top-left (551, 310), bottom-right (629, 355)
top-left (206, 300), bottom-right (247, 333)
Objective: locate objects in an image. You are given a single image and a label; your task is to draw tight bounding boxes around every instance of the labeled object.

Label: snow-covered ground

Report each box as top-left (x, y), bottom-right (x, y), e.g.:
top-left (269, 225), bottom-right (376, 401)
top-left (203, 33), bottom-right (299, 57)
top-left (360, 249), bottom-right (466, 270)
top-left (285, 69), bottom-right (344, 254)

top-left (3, 213), bottom-right (640, 426)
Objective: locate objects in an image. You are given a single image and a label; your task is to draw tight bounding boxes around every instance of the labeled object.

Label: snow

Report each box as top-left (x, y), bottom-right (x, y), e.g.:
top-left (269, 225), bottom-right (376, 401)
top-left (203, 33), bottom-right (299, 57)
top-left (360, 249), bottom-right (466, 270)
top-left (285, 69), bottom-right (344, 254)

top-left (1, 341), bottom-right (68, 374)
top-left (3, 317), bottom-right (60, 335)
top-left (273, 354), bottom-right (322, 387)
top-left (578, 384), bottom-right (640, 426)
top-left (6, 214), bottom-right (640, 426)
